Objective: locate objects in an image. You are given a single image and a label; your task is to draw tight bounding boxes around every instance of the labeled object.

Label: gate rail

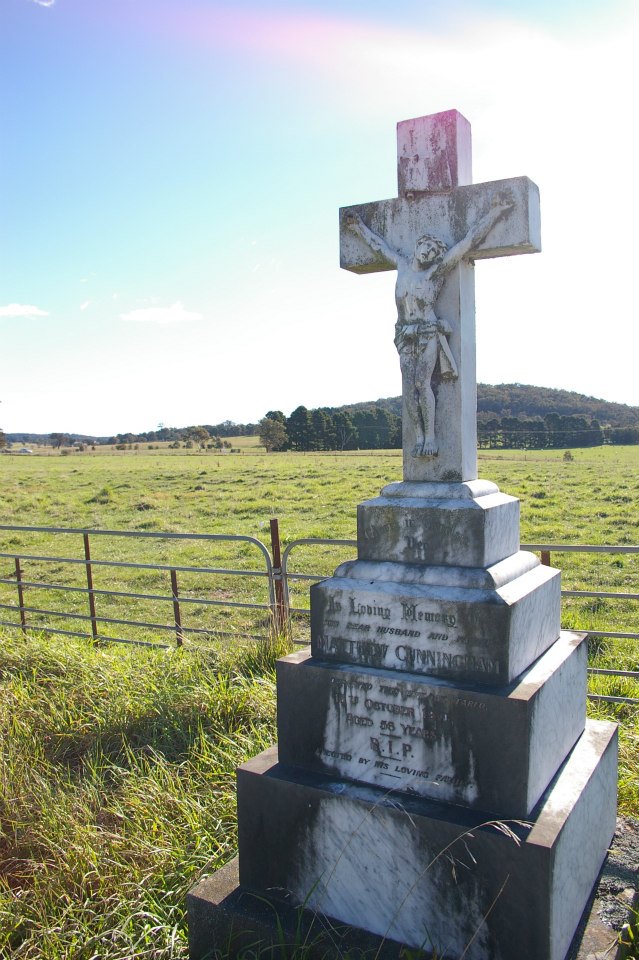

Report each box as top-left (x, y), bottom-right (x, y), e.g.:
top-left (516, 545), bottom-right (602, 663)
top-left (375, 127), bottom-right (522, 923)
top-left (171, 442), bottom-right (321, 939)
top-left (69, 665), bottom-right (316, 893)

top-left (0, 525), bottom-right (637, 703)
top-left (0, 524), bottom-right (275, 648)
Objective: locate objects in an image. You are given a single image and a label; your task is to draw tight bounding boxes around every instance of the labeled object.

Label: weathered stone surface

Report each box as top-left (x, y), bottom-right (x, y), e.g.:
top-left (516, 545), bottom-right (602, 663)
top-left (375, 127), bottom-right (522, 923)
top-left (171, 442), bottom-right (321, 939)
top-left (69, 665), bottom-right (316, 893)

top-left (310, 560), bottom-right (561, 685)
top-left (340, 132), bottom-right (540, 485)
top-left (340, 176), bottom-right (542, 277)
top-left (382, 479), bottom-right (499, 499)
top-left (397, 109), bottom-right (472, 196)
top-left (357, 490), bottom-right (520, 567)
top-left (278, 633), bottom-right (586, 816)
top-left (188, 818), bottom-right (636, 960)
top-left (335, 550), bottom-right (541, 590)
top-left (237, 721), bottom-right (618, 960)
top-left (187, 856), bottom-right (419, 960)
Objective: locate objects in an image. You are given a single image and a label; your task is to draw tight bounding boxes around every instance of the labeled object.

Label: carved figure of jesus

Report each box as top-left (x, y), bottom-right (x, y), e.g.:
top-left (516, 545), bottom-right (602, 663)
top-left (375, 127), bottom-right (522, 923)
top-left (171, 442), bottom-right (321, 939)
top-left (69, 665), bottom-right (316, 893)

top-left (344, 195), bottom-right (513, 459)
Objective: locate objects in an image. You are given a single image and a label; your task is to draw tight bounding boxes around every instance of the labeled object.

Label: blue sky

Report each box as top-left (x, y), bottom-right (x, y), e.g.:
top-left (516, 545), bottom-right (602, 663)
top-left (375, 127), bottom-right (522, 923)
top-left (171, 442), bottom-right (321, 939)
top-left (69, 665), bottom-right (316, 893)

top-left (1, 0), bottom-right (637, 435)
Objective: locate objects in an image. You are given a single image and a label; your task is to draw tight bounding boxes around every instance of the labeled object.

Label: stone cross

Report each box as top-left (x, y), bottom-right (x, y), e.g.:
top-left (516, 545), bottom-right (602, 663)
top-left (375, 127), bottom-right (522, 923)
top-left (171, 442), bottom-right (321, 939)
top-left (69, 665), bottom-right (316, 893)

top-left (340, 109), bottom-right (541, 483)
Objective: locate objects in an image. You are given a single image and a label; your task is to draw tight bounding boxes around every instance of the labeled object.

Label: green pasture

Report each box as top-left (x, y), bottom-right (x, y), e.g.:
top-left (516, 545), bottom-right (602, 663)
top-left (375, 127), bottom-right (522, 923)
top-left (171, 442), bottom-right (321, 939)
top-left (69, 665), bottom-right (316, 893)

top-left (0, 446), bottom-right (637, 958)
top-left (0, 445), bottom-right (637, 666)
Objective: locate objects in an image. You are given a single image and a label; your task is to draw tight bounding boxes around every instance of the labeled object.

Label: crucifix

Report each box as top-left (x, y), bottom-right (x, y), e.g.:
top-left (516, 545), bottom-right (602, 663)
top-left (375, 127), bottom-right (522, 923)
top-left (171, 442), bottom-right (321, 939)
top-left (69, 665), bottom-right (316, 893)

top-left (340, 109), bottom-right (541, 484)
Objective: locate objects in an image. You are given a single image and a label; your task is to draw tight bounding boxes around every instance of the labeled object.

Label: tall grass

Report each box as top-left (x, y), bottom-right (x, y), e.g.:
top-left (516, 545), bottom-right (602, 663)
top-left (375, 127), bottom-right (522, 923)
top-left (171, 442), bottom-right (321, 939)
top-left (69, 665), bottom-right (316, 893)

top-left (0, 631), bottom-right (283, 959)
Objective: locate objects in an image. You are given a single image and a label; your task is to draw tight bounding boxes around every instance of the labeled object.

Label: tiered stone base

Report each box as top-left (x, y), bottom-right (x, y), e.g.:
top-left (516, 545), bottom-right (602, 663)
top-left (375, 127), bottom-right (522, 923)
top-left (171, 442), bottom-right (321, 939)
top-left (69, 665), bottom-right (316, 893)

top-left (218, 721), bottom-right (616, 960)
top-left (186, 480), bottom-right (619, 960)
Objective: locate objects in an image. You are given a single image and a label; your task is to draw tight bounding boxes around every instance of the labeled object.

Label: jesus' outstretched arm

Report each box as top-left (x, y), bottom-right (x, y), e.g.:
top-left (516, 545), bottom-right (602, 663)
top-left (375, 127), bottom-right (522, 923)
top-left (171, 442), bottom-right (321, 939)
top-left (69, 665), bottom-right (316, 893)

top-left (342, 209), bottom-right (401, 268)
top-left (438, 193), bottom-right (514, 274)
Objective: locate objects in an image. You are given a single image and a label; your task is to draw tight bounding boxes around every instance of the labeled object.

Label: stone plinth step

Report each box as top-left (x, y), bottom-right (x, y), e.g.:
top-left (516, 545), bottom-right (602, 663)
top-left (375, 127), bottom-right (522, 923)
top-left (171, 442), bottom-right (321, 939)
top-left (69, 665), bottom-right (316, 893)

top-left (187, 856), bottom-right (419, 960)
top-left (235, 720), bottom-right (618, 960)
top-left (357, 482), bottom-right (520, 568)
top-left (187, 816), bottom-right (634, 960)
top-left (278, 632), bottom-right (587, 817)
top-left (310, 558), bottom-right (561, 685)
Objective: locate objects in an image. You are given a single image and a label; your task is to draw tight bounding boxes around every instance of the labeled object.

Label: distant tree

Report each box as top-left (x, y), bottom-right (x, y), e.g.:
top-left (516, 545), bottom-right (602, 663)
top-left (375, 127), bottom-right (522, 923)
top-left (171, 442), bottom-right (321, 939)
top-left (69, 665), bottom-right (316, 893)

top-left (0, 427), bottom-right (5, 449)
top-left (607, 426), bottom-right (639, 445)
top-left (287, 406), bottom-right (312, 451)
top-left (333, 411), bottom-right (357, 450)
top-left (186, 426), bottom-right (210, 449)
top-left (258, 416), bottom-right (288, 452)
top-left (264, 410), bottom-right (286, 424)
top-left (310, 409), bottom-right (335, 451)
top-left (49, 432), bottom-right (66, 448)
top-left (376, 408), bottom-right (401, 448)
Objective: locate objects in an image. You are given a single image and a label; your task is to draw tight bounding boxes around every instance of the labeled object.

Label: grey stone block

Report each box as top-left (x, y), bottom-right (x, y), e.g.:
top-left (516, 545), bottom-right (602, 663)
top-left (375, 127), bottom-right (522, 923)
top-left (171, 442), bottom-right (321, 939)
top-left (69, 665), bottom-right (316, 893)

top-left (237, 720), bottom-right (618, 960)
top-left (310, 559), bottom-right (561, 685)
top-left (187, 857), bottom-right (416, 960)
top-left (278, 633), bottom-right (587, 817)
top-left (357, 491), bottom-right (520, 568)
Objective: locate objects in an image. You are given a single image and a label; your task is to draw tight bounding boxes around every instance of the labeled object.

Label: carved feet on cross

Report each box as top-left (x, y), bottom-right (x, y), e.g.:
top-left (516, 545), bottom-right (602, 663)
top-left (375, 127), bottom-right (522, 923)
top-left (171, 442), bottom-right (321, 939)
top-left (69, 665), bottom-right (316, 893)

top-left (412, 439), bottom-right (438, 460)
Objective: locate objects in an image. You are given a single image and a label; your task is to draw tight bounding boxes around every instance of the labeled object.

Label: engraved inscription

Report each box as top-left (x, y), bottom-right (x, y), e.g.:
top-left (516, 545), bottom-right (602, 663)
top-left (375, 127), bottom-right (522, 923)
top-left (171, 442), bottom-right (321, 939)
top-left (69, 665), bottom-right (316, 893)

top-left (406, 536), bottom-right (428, 559)
top-left (347, 713), bottom-right (374, 727)
top-left (349, 597), bottom-right (391, 619)
top-left (315, 591), bottom-right (503, 677)
top-left (401, 602), bottom-right (456, 626)
top-left (316, 672), bottom-right (494, 798)
top-left (396, 644), bottom-right (499, 675)
top-left (318, 635), bottom-right (390, 666)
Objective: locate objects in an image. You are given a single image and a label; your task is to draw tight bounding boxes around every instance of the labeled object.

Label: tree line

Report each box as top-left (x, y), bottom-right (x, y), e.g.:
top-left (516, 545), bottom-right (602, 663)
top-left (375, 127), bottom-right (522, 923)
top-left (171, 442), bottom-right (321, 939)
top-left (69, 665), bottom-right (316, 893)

top-left (259, 407), bottom-right (402, 451)
top-left (5, 384), bottom-right (637, 452)
top-left (477, 414), bottom-right (639, 449)
top-left (259, 407), bottom-right (639, 452)
top-left (476, 383), bottom-right (638, 427)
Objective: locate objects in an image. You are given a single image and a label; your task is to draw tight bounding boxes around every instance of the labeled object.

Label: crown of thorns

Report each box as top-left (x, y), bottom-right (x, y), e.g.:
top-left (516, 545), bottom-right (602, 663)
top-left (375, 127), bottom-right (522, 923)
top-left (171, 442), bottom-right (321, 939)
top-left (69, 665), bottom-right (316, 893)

top-left (415, 235), bottom-right (448, 256)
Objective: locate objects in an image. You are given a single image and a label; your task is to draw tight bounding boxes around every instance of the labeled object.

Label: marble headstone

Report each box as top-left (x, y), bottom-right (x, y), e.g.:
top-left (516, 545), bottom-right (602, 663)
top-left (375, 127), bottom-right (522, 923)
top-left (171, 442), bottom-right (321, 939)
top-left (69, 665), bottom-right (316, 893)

top-left (187, 110), bottom-right (617, 960)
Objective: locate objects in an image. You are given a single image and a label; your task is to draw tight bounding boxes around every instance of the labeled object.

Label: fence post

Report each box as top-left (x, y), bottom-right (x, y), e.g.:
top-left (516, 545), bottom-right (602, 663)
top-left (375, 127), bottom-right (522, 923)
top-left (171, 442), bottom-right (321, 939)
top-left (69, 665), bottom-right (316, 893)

top-left (541, 550), bottom-right (551, 567)
top-left (83, 533), bottom-right (99, 641)
top-left (14, 558), bottom-right (27, 633)
top-left (170, 569), bottom-right (184, 647)
top-left (269, 518), bottom-right (288, 635)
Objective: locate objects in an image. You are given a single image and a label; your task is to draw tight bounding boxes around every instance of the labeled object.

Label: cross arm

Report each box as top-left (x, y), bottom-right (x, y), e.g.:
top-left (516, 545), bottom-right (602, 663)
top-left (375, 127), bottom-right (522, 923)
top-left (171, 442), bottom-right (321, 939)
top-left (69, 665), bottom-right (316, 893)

top-left (467, 177), bottom-right (541, 260)
top-left (339, 176), bottom-right (541, 275)
top-left (341, 208), bottom-right (400, 269)
top-left (339, 202), bottom-right (399, 275)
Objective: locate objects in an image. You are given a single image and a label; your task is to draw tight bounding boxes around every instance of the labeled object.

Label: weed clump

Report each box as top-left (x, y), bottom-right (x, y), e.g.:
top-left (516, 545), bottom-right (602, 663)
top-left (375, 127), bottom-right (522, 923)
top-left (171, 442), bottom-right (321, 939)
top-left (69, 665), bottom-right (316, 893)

top-left (87, 485), bottom-right (114, 505)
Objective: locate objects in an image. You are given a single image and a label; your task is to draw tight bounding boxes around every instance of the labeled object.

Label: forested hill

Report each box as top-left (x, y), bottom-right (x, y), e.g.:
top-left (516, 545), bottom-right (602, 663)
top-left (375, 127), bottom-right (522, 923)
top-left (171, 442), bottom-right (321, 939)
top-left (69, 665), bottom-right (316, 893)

top-left (342, 384), bottom-right (638, 428)
top-left (6, 384), bottom-right (638, 451)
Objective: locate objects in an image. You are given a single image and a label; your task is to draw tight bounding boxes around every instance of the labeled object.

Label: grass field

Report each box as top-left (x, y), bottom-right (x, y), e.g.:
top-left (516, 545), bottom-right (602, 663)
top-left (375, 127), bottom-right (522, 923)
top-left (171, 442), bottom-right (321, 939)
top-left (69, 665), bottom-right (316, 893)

top-left (1, 444), bottom-right (637, 656)
top-left (0, 446), bottom-right (637, 958)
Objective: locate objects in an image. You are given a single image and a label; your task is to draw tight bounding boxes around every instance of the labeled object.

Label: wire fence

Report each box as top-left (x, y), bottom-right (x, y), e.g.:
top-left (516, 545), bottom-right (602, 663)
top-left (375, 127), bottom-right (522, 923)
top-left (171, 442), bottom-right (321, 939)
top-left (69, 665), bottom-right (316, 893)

top-left (0, 523), bottom-right (637, 703)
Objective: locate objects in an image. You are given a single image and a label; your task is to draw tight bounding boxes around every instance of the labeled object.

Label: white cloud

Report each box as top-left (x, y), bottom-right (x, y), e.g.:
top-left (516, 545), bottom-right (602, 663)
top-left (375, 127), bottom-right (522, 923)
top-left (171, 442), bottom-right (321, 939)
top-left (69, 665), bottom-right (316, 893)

top-left (30, 0), bottom-right (55, 6)
top-left (119, 301), bottom-right (203, 325)
top-left (0, 303), bottom-right (49, 318)
top-left (80, 300), bottom-right (91, 311)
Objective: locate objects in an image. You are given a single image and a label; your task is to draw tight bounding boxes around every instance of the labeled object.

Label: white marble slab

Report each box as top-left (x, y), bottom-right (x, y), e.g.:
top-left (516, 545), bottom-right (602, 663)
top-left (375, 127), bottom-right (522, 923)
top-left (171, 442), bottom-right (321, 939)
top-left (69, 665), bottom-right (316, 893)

top-left (278, 632), bottom-right (586, 816)
top-left (311, 561), bottom-right (561, 684)
top-left (237, 721), bottom-right (617, 960)
top-left (357, 491), bottom-right (520, 567)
